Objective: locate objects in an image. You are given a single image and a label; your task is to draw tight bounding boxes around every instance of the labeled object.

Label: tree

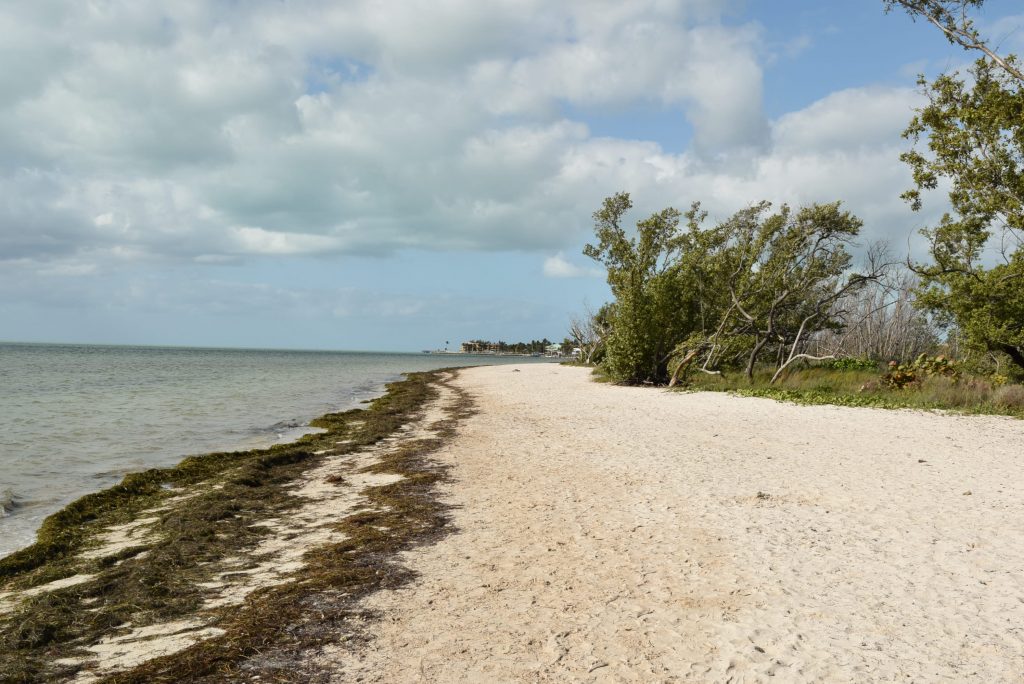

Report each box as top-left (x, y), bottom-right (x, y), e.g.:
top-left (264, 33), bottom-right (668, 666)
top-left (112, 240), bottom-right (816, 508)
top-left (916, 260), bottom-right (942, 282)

top-left (812, 266), bottom-right (939, 363)
top-left (585, 194), bottom-right (882, 385)
top-left (583, 193), bottom-right (698, 383)
top-left (890, 0), bottom-right (1024, 370)
top-left (668, 202), bottom-right (882, 384)
top-left (569, 303), bottom-right (612, 365)
top-left (884, 1), bottom-right (1024, 81)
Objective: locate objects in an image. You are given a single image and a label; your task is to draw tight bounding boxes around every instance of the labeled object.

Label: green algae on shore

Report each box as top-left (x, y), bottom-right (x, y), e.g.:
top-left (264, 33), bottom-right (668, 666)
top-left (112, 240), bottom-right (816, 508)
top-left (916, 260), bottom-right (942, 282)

top-left (0, 369), bottom-right (473, 683)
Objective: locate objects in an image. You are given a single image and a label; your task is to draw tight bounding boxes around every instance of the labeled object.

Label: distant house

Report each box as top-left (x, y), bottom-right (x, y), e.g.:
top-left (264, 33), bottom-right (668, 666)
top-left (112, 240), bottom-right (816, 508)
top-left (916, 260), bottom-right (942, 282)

top-left (461, 340), bottom-right (500, 354)
top-left (460, 339), bottom-right (556, 355)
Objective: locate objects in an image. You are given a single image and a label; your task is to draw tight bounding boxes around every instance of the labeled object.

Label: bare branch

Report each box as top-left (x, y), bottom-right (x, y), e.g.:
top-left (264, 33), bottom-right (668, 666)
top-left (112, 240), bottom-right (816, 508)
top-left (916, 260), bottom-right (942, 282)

top-left (770, 354), bottom-right (838, 384)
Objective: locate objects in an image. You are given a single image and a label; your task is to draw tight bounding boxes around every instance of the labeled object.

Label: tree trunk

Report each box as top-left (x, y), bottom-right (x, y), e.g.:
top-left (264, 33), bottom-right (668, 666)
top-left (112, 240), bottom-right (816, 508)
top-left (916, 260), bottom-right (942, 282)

top-left (997, 343), bottom-right (1024, 371)
top-left (746, 336), bottom-right (768, 381)
top-left (667, 348), bottom-right (700, 387)
top-left (770, 353), bottom-right (836, 384)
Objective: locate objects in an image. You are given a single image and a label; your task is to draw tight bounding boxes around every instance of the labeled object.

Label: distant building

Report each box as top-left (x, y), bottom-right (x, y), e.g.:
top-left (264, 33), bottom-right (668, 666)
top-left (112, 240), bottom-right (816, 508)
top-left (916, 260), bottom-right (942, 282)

top-left (460, 338), bottom-right (557, 355)
top-left (461, 340), bottom-right (500, 354)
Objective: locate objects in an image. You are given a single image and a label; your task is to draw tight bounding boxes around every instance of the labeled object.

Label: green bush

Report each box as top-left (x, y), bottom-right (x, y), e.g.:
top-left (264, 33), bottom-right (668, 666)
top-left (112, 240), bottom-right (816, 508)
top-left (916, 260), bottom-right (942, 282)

top-left (882, 354), bottom-right (959, 389)
top-left (819, 357), bottom-right (879, 372)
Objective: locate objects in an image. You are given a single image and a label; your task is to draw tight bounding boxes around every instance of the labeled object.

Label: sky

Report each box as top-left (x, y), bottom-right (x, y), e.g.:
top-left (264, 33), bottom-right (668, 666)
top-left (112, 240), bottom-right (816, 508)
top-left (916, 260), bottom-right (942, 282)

top-left (2, 0), bottom-right (1022, 352)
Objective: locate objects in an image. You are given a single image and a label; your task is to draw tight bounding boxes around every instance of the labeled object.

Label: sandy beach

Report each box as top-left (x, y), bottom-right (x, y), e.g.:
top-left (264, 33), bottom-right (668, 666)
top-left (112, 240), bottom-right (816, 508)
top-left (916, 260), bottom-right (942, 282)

top-left (4, 362), bottom-right (1024, 682)
top-left (323, 363), bottom-right (1024, 682)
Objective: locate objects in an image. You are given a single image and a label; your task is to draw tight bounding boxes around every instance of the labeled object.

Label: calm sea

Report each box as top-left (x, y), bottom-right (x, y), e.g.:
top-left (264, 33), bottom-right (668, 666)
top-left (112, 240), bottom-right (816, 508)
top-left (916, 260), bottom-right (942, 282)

top-left (0, 343), bottom-right (547, 557)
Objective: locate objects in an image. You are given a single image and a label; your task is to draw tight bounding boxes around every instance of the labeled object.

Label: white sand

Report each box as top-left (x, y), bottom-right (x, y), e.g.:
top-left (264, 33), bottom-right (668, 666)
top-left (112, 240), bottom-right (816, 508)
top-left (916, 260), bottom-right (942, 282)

top-left (325, 363), bottom-right (1024, 682)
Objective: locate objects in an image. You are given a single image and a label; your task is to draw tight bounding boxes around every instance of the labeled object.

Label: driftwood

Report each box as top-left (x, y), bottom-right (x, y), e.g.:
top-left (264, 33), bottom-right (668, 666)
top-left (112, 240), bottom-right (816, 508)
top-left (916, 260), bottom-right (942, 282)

top-left (667, 348), bottom-right (700, 387)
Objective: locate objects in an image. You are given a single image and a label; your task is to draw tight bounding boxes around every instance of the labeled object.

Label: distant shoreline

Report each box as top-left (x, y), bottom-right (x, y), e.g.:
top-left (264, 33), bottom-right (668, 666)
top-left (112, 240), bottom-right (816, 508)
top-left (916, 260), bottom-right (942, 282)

top-left (421, 349), bottom-right (563, 358)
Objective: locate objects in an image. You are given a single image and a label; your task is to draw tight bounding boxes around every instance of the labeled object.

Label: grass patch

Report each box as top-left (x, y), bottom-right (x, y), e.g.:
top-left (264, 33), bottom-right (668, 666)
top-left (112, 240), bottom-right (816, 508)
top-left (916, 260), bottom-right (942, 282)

top-left (677, 365), bottom-right (1024, 418)
top-left (0, 369), bottom-right (472, 683)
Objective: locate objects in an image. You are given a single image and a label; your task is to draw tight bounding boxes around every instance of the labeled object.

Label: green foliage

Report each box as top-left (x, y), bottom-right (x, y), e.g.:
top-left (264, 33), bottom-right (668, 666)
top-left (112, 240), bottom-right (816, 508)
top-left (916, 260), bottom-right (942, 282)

top-left (911, 353), bottom-right (959, 378)
top-left (884, 2), bottom-right (1023, 81)
top-left (461, 338), bottom-right (553, 354)
top-left (882, 361), bottom-right (920, 389)
top-left (881, 353), bottom-right (959, 389)
top-left (583, 193), bottom-right (699, 383)
top-left (894, 1), bottom-right (1024, 369)
top-left (585, 192), bottom-right (875, 384)
top-left (683, 365), bottom-right (878, 393)
top-left (819, 357), bottom-right (879, 372)
top-left (680, 362), bottom-right (1023, 417)
top-left (705, 201), bottom-right (868, 378)
top-left (732, 386), bottom-right (920, 410)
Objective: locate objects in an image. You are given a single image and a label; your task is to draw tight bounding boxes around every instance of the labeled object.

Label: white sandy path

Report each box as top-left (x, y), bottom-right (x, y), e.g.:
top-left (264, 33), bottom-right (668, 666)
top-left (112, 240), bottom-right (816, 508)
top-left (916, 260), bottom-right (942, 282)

top-left (324, 364), bottom-right (1024, 682)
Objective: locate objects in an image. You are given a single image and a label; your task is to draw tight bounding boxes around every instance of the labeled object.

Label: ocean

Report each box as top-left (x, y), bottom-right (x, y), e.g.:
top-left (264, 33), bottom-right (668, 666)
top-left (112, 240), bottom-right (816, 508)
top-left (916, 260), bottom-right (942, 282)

top-left (0, 342), bottom-right (548, 557)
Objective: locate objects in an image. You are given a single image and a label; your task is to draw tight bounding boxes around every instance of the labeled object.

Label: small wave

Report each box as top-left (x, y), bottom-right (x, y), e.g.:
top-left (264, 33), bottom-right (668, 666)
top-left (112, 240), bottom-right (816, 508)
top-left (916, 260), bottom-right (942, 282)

top-left (91, 469), bottom-right (129, 480)
top-left (268, 419), bottom-right (303, 432)
top-left (241, 418), bottom-right (308, 439)
top-left (0, 489), bottom-right (21, 517)
top-left (243, 418), bottom-right (322, 445)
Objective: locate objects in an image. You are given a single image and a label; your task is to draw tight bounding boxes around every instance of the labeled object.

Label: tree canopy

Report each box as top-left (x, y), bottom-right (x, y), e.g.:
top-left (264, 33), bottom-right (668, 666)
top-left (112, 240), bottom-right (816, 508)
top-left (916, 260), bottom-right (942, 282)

top-left (584, 194), bottom-right (883, 384)
top-left (890, 0), bottom-right (1024, 369)
top-left (583, 193), bottom-right (697, 383)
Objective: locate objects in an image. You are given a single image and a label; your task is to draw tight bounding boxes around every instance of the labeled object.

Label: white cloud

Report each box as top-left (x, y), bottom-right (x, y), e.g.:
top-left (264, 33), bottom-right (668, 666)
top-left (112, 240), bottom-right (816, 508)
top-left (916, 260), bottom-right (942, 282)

top-left (0, 1), bottom-right (773, 266)
top-left (0, 0), bottom-right (948, 290)
top-left (230, 227), bottom-right (345, 256)
top-left (543, 253), bottom-right (600, 279)
top-left (772, 87), bottom-right (921, 153)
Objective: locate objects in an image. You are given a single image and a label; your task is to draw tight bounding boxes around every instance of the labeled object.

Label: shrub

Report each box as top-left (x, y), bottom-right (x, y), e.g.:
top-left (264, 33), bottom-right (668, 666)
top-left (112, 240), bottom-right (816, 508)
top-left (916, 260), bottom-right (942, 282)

top-left (882, 360), bottom-right (919, 389)
top-left (993, 384), bottom-right (1024, 409)
top-left (918, 375), bottom-right (992, 407)
top-left (882, 353), bottom-right (960, 389)
top-left (913, 353), bottom-right (958, 379)
top-left (820, 357), bottom-right (879, 372)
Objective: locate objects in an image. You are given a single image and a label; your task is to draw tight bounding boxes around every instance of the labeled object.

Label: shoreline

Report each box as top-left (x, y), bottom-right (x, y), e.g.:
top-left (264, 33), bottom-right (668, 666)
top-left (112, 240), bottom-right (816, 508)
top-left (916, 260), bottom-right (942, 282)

top-left (0, 368), bottom-right (472, 682)
top-left (0, 394), bottom-right (376, 562)
top-left (6, 363), bottom-right (1024, 681)
top-left (0, 344), bottom-right (548, 561)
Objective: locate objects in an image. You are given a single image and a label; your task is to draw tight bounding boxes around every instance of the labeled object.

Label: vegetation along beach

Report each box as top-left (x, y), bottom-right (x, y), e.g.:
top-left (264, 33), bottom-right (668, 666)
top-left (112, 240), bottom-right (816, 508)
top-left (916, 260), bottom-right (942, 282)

top-left (3, 0), bottom-right (1024, 682)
